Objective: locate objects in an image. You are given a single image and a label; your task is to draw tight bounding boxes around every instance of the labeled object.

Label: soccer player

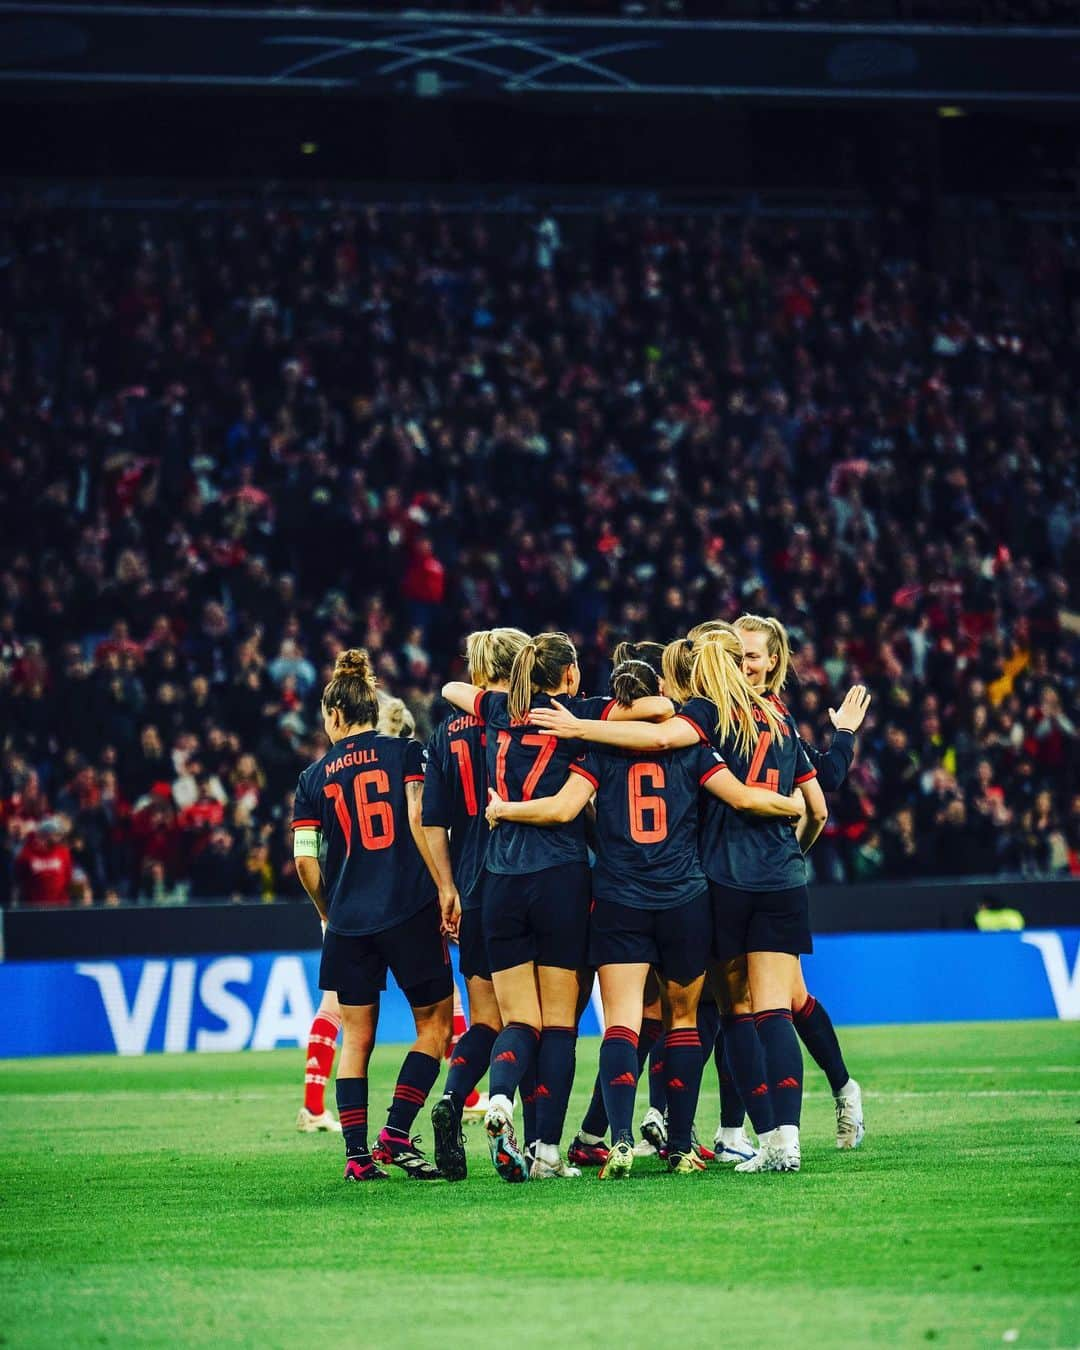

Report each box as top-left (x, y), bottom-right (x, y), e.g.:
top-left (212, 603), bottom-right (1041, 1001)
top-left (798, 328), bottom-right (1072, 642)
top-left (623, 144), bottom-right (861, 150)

top-left (423, 627), bottom-right (529, 1182)
top-left (734, 614), bottom-right (870, 1149)
top-left (296, 692), bottom-right (421, 1134)
top-left (442, 633), bottom-right (669, 1181)
top-left (292, 648), bottom-right (456, 1182)
top-left (529, 625), bottom-right (825, 1173)
top-left (488, 652), bottom-right (801, 1178)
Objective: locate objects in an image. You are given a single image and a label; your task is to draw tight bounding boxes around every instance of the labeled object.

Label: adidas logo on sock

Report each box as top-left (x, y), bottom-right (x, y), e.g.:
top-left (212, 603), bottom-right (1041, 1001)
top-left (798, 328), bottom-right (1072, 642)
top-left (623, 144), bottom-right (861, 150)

top-left (608, 1072), bottom-right (636, 1086)
top-left (451, 1056), bottom-right (467, 1066)
top-left (494, 1050), bottom-right (517, 1063)
top-left (776, 1077), bottom-right (801, 1090)
top-left (534, 1084), bottom-right (551, 1098)
top-left (667, 1078), bottom-right (687, 1091)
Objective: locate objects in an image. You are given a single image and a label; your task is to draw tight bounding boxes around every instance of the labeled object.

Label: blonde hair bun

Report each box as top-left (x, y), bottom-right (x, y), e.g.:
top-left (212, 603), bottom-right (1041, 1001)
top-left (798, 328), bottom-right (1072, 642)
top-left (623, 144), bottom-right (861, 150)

top-left (333, 648), bottom-right (372, 681)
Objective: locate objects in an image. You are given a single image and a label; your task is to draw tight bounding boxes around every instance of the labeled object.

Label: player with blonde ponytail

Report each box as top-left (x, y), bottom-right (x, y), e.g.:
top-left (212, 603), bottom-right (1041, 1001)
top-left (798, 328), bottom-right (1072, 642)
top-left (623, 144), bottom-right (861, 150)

top-left (423, 628), bottom-right (529, 1181)
top-left (733, 612), bottom-right (868, 1151)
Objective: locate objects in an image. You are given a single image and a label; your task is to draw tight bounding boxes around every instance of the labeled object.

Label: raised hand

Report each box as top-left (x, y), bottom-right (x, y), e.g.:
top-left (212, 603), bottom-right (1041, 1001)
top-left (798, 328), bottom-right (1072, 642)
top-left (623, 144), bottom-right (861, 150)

top-left (829, 684), bottom-right (871, 734)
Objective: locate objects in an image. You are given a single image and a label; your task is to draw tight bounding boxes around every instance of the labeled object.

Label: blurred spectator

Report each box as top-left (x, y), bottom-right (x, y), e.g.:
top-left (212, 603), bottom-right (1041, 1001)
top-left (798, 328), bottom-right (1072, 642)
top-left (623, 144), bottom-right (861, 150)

top-left (13, 819), bottom-right (73, 907)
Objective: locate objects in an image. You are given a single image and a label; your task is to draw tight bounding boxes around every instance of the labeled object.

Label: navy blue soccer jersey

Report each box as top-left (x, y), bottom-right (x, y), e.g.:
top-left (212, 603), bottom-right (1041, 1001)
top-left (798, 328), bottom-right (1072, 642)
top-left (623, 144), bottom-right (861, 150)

top-left (291, 731), bottom-right (435, 936)
top-left (677, 695), bottom-right (816, 891)
top-left (474, 689), bottom-right (590, 876)
top-left (573, 743), bottom-right (724, 909)
top-left (422, 709), bottom-right (488, 908)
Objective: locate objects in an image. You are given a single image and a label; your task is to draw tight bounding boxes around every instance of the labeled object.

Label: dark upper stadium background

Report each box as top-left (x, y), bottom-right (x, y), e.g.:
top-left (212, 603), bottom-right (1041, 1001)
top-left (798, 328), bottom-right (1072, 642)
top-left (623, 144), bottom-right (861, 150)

top-left (1, 1), bottom-right (1078, 954)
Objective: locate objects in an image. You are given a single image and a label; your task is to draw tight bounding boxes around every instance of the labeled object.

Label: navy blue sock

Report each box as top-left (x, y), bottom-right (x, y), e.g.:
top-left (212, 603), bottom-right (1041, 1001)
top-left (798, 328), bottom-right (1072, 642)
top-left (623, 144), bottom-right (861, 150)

top-left (580, 1072), bottom-right (609, 1139)
top-left (794, 994), bottom-right (850, 1095)
top-left (519, 1059), bottom-right (538, 1146)
top-left (754, 1008), bottom-right (803, 1129)
top-left (444, 1022), bottom-right (498, 1113)
top-left (696, 1000), bottom-right (721, 1064)
top-left (535, 1026), bottom-right (577, 1147)
top-left (648, 1033), bottom-right (667, 1113)
top-left (489, 1021), bottom-right (538, 1102)
top-left (715, 1027), bottom-right (746, 1129)
top-left (721, 1013), bottom-right (775, 1137)
top-left (598, 1025), bottom-right (639, 1146)
top-left (386, 1050), bottom-right (441, 1136)
top-left (639, 1016), bottom-right (663, 1075)
top-left (336, 1077), bottom-right (369, 1160)
top-left (581, 1015), bottom-right (660, 1138)
top-left (663, 1028), bottom-right (703, 1156)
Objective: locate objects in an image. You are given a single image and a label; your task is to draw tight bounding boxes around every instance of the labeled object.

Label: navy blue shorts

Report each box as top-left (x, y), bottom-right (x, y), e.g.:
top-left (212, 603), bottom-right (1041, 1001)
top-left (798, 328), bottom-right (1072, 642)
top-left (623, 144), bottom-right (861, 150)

top-left (482, 862), bottom-right (591, 974)
top-left (320, 904), bottom-right (453, 1007)
top-left (457, 903), bottom-right (492, 982)
top-left (588, 890), bottom-right (710, 987)
top-left (709, 881), bottom-right (813, 962)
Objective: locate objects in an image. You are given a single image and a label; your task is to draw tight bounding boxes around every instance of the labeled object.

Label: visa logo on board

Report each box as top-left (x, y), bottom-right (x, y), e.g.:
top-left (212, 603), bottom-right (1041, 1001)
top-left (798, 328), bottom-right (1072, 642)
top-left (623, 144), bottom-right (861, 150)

top-left (75, 957), bottom-right (316, 1055)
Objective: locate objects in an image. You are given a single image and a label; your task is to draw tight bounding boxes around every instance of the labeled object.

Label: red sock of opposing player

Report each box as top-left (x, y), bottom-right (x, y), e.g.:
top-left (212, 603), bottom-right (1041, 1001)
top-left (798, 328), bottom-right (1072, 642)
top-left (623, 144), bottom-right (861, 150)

top-left (304, 1010), bottom-right (342, 1115)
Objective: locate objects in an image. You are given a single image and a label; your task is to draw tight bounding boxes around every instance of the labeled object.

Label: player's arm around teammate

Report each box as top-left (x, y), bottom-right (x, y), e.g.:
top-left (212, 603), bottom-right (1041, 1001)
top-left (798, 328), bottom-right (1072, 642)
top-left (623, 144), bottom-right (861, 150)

top-left (424, 628), bottom-right (530, 1181)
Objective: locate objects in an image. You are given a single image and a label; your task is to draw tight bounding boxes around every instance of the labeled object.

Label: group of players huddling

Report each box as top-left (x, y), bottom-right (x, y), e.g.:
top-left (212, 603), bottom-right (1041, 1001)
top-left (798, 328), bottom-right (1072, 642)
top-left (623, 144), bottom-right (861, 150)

top-left (291, 618), bottom-right (871, 1183)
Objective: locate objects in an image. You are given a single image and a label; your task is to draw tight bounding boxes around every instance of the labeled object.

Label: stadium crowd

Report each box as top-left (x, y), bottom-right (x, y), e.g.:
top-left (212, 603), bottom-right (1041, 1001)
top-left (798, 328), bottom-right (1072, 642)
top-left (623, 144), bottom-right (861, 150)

top-left (1, 201), bottom-right (1078, 906)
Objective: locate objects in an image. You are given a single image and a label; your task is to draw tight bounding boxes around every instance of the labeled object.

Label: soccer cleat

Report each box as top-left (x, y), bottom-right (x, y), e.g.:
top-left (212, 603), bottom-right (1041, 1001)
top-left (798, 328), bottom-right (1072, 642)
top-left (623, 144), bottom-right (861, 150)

top-left (484, 1095), bottom-right (529, 1184)
top-left (835, 1079), bottom-right (865, 1150)
top-left (632, 1139), bottom-right (658, 1158)
top-left (344, 1156), bottom-right (388, 1182)
top-left (529, 1153), bottom-right (582, 1180)
top-left (736, 1127), bottom-right (801, 1174)
top-left (690, 1126), bottom-right (716, 1163)
top-left (640, 1106), bottom-right (668, 1156)
top-left (297, 1106), bottom-right (342, 1133)
top-left (431, 1095), bottom-right (468, 1183)
top-left (462, 1091), bottom-right (489, 1122)
top-left (713, 1128), bottom-right (758, 1166)
top-left (567, 1134), bottom-right (610, 1168)
top-left (598, 1139), bottom-right (635, 1180)
top-left (372, 1127), bottom-right (443, 1179)
top-left (667, 1150), bottom-right (707, 1175)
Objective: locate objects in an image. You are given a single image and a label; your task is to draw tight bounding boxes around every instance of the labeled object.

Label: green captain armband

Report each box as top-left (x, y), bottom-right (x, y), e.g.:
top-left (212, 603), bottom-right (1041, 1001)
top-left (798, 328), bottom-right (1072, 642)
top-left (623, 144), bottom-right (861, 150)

top-left (293, 827), bottom-right (321, 860)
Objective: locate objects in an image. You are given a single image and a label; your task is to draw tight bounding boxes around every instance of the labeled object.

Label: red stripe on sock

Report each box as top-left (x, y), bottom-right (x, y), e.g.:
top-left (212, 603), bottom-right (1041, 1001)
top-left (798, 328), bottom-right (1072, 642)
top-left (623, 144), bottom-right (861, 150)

top-left (393, 1086), bottom-right (428, 1103)
top-left (604, 1025), bottom-right (639, 1047)
top-left (795, 995), bottom-right (816, 1020)
top-left (754, 1009), bottom-right (793, 1024)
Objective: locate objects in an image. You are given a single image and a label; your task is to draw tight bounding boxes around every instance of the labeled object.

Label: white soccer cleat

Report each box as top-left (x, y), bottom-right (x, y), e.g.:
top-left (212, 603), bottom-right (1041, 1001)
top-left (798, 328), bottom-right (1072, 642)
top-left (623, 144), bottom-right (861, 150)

top-left (639, 1106), bottom-right (667, 1155)
top-left (713, 1127), bottom-right (758, 1166)
top-left (529, 1141), bottom-right (581, 1179)
top-left (632, 1139), bottom-right (658, 1158)
top-left (735, 1126), bottom-right (800, 1173)
top-left (462, 1092), bottom-right (490, 1121)
top-left (598, 1139), bottom-right (635, 1180)
top-left (835, 1079), bottom-right (865, 1150)
top-left (296, 1107), bottom-right (342, 1133)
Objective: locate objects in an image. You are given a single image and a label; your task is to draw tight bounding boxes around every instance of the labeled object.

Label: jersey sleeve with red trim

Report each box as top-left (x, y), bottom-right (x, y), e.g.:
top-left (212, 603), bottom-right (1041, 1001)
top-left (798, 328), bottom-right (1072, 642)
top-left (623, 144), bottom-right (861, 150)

top-left (568, 749), bottom-right (601, 790)
top-left (404, 737), bottom-right (427, 784)
top-left (675, 696), bottom-right (715, 745)
top-left (693, 742), bottom-right (728, 785)
top-left (291, 769), bottom-right (320, 830)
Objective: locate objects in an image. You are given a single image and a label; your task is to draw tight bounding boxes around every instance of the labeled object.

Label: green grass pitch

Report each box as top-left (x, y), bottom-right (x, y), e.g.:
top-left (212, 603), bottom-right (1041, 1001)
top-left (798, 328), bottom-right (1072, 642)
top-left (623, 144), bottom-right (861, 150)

top-left (1, 1021), bottom-right (1078, 1349)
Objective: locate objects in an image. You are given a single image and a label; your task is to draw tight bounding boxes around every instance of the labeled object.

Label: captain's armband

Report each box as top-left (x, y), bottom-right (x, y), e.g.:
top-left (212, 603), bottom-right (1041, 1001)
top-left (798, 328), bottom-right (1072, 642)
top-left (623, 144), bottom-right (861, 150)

top-left (293, 827), bottom-right (322, 860)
